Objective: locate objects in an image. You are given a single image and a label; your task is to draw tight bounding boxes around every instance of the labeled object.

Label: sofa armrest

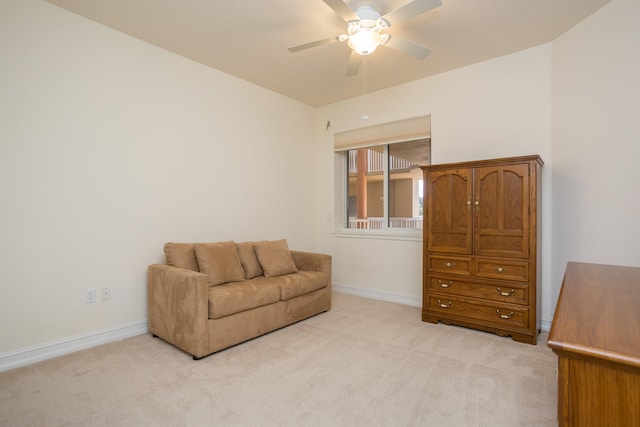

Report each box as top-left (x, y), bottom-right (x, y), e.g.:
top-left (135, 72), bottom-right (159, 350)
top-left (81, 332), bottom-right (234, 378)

top-left (147, 264), bottom-right (209, 358)
top-left (290, 251), bottom-right (332, 288)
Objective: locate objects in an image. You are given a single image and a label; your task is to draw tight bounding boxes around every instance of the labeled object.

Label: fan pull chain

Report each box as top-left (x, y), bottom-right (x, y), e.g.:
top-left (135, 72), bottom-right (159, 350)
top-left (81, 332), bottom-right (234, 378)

top-left (362, 56), bottom-right (367, 95)
top-left (361, 56), bottom-right (369, 120)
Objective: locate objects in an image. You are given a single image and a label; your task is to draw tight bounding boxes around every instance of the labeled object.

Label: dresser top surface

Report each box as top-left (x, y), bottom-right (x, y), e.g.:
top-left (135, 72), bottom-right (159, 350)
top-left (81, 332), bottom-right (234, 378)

top-left (547, 262), bottom-right (640, 368)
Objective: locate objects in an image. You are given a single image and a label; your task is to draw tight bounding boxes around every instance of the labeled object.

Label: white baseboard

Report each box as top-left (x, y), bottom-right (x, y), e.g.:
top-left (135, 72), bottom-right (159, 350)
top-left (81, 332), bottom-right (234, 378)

top-left (539, 318), bottom-right (552, 332)
top-left (333, 284), bottom-right (552, 332)
top-left (0, 320), bottom-right (148, 373)
top-left (333, 284), bottom-right (422, 307)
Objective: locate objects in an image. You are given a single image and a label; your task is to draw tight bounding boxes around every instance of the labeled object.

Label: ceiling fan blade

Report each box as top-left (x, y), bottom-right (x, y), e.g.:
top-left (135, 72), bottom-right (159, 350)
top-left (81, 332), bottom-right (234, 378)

top-left (384, 36), bottom-right (432, 59)
top-left (345, 51), bottom-right (361, 77)
top-left (382, 0), bottom-right (442, 25)
top-left (288, 36), bottom-right (340, 53)
top-left (323, 0), bottom-right (359, 23)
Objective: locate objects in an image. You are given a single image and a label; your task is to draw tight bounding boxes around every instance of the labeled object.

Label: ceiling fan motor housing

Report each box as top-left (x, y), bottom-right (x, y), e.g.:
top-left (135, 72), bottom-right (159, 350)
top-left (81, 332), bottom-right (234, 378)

top-left (349, 6), bottom-right (390, 30)
top-left (347, 6), bottom-right (390, 55)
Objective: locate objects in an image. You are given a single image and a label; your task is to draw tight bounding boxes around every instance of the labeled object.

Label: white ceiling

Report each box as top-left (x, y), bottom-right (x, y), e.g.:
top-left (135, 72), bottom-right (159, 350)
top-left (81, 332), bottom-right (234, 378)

top-left (45, 0), bottom-right (611, 107)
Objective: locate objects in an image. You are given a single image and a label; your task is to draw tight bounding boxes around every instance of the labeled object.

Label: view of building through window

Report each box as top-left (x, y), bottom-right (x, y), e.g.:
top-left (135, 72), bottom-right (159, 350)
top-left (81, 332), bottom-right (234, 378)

top-left (346, 138), bottom-right (430, 230)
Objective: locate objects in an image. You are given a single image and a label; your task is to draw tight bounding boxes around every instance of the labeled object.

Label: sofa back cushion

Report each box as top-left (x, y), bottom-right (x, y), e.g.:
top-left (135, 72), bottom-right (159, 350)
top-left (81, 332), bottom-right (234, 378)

top-left (236, 241), bottom-right (264, 279)
top-left (195, 241), bottom-right (245, 286)
top-left (254, 239), bottom-right (298, 278)
top-left (164, 242), bottom-right (199, 272)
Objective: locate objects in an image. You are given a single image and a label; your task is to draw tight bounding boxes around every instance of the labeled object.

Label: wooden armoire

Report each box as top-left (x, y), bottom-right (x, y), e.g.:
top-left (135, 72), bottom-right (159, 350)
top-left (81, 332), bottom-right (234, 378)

top-left (421, 155), bottom-right (542, 344)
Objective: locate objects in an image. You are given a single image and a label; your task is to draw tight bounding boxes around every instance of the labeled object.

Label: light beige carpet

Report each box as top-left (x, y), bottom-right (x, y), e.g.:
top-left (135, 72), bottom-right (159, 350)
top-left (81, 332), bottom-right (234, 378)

top-left (0, 293), bottom-right (557, 426)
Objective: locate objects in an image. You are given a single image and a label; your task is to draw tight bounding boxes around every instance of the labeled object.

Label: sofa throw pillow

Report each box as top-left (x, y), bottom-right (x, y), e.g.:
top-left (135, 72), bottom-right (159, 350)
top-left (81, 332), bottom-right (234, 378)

top-left (164, 242), bottom-right (199, 272)
top-left (254, 239), bottom-right (298, 278)
top-left (236, 241), bottom-right (264, 279)
top-left (194, 241), bottom-right (245, 286)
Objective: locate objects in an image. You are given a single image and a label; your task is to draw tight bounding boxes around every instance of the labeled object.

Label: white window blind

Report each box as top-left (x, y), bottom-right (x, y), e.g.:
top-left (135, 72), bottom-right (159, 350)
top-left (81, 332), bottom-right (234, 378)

top-left (334, 115), bottom-right (431, 151)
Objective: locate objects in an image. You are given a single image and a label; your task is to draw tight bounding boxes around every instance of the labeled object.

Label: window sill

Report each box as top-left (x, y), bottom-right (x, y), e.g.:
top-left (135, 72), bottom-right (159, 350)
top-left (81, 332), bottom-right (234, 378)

top-left (333, 230), bottom-right (423, 242)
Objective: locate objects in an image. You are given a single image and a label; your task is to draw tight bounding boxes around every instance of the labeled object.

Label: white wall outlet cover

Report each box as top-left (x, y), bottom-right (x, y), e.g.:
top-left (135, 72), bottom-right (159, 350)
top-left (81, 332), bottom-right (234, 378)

top-left (85, 289), bottom-right (96, 304)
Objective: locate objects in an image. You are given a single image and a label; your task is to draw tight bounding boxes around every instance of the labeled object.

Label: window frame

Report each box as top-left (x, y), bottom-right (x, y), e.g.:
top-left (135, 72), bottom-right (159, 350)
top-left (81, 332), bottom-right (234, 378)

top-left (332, 115), bottom-right (431, 242)
top-left (335, 140), bottom-right (427, 242)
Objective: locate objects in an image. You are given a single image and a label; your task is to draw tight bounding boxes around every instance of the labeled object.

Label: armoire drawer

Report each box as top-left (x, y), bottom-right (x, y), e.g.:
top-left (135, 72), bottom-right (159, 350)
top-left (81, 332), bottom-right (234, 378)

top-left (426, 295), bottom-right (529, 329)
top-left (427, 255), bottom-right (472, 276)
top-left (427, 276), bottom-right (528, 305)
top-left (474, 259), bottom-right (529, 282)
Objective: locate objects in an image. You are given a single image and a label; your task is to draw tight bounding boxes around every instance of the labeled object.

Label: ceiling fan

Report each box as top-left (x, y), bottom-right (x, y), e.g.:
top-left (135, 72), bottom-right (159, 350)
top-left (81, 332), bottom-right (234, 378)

top-left (288, 0), bottom-right (442, 77)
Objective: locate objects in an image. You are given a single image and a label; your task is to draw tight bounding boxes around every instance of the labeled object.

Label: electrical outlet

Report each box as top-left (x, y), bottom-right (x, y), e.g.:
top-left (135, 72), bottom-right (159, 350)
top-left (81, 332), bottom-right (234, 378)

top-left (85, 288), bottom-right (96, 304)
top-left (101, 287), bottom-right (111, 301)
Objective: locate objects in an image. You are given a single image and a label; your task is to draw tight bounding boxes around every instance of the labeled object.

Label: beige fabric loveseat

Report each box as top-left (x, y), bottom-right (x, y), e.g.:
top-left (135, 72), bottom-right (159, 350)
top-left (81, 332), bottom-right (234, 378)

top-left (147, 239), bottom-right (331, 359)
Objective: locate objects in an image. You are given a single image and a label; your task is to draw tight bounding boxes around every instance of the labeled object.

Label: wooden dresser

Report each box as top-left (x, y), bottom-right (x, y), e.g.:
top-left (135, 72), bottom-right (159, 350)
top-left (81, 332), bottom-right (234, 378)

top-left (548, 262), bottom-right (640, 426)
top-left (421, 155), bottom-right (542, 344)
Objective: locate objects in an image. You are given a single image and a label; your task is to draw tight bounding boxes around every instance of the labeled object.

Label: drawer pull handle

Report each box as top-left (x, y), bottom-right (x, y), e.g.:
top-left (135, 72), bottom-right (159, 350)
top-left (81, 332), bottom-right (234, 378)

top-left (497, 267), bottom-right (504, 273)
top-left (496, 309), bottom-right (515, 319)
top-left (437, 299), bottom-right (452, 308)
top-left (497, 288), bottom-right (515, 296)
top-left (439, 280), bottom-right (453, 288)
top-left (445, 262), bottom-right (453, 267)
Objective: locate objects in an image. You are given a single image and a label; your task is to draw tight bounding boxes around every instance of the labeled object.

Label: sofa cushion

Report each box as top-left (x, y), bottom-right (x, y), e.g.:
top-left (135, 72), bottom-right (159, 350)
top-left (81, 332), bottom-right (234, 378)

top-left (258, 271), bottom-right (327, 301)
top-left (254, 239), bottom-right (298, 278)
top-left (164, 242), bottom-right (199, 272)
top-left (236, 241), bottom-right (264, 279)
top-left (195, 241), bottom-right (245, 286)
top-left (208, 280), bottom-right (281, 319)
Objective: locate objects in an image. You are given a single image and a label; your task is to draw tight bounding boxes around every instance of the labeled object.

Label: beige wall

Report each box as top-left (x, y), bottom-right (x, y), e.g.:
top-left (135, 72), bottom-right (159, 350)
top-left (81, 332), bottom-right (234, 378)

top-left (0, 0), bottom-right (315, 356)
top-left (550, 0), bottom-right (640, 303)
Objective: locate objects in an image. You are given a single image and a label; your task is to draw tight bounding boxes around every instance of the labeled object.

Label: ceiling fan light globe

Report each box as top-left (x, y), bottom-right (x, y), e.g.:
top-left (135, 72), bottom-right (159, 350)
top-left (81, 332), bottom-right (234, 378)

top-left (348, 29), bottom-right (382, 55)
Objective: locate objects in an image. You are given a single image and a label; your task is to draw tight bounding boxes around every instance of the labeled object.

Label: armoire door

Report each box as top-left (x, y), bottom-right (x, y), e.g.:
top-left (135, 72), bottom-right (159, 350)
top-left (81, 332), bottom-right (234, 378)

top-left (473, 163), bottom-right (530, 258)
top-left (426, 168), bottom-right (473, 254)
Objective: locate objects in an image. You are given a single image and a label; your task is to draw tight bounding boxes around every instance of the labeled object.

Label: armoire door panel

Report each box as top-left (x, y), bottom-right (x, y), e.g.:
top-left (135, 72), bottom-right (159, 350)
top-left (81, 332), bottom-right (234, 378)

top-left (427, 169), bottom-right (472, 254)
top-left (474, 164), bottom-right (530, 258)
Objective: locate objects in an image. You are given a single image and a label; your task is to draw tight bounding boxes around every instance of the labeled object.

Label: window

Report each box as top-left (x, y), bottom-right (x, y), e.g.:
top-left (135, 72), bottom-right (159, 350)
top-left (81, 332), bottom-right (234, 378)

top-left (334, 115), bottom-right (431, 235)
top-left (345, 138), bottom-right (430, 231)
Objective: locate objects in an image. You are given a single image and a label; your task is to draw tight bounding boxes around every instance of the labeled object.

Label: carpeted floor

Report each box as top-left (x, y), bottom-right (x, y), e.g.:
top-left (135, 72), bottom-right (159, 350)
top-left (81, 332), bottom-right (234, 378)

top-left (0, 293), bottom-right (557, 426)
